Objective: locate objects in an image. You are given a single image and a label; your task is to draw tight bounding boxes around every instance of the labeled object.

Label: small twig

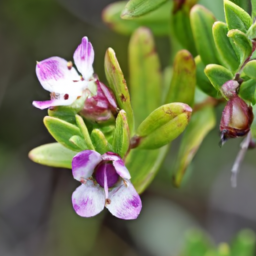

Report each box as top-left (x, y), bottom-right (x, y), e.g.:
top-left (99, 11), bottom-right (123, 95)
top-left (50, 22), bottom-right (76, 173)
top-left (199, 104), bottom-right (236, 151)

top-left (231, 131), bottom-right (251, 188)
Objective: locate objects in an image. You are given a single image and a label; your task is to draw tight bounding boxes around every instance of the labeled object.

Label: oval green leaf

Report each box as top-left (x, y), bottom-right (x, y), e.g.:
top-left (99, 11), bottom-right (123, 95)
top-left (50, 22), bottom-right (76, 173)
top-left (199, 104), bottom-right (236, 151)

top-left (212, 21), bottom-right (239, 72)
top-left (224, 0), bottom-right (252, 33)
top-left (190, 5), bottom-right (219, 65)
top-left (165, 50), bottom-right (196, 106)
top-left (91, 129), bottom-right (112, 155)
top-left (113, 110), bottom-right (130, 158)
top-left (129, 27), bottom-right (162, 127)
top-left (204, 64), bottom-right (233, 91)
top-left (227, 29), bottom-right (252, 66)
top-left (102, 1), bottom-right (172, 36)
top-left (173, 107), bottom-right (216, 187)
top-left (44, 116), bottom-right (82, 151)
top-left (243, 60), bottom-right (256, 80)
top-left (48, 106), bottom-right (77, 124)
top-left (195, 56), bottom-right (218, 97)
top-left (28, 143), bottom-right (77, 169)
top-left (75, 115), bottom-right (94, 150)
top-left (104, 47), bottom-right (134, 132)
top-left (121, 0), bottom-right (167, 19)
top-left (239, 79), bottom-right (256, 105)
top-left (171, 2), bottom-right (197, 56)
top-left (126, 145), bottom-right (169, 193)
top-left (137, 104), bottom-right (192, 149)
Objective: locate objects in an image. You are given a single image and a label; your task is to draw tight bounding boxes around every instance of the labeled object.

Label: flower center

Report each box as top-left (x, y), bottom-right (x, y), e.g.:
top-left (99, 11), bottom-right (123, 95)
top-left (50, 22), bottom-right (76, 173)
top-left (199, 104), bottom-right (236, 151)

top-left (94, 162), bottom-right (119, 188)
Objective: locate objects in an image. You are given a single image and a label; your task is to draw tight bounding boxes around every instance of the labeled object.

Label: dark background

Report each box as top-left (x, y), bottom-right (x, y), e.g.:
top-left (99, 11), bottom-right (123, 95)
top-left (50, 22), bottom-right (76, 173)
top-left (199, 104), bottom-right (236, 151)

top-left (1, 0), bottom-right (256, 255)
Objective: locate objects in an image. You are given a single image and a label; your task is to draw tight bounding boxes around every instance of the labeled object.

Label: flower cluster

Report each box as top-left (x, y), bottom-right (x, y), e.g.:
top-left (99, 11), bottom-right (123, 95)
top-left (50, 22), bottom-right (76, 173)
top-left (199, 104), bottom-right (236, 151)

top-left (33, 36), bottom-right (142, 220)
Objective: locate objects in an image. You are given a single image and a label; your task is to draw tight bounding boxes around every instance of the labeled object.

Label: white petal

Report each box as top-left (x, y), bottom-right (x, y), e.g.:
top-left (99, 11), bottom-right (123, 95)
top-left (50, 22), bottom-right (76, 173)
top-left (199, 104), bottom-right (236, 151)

top-left (72, 181), bottom-right (105, 217)
top-left (72, 150), bottom-right (102, 181)
top-left (113, 159), bottom-right (131, 179)
top-left (106, 181), bottom-right (142, 220)
top-left (73, 37), bottom-right (94, 80)
top-left (36, 57), bottom-right (80, 92)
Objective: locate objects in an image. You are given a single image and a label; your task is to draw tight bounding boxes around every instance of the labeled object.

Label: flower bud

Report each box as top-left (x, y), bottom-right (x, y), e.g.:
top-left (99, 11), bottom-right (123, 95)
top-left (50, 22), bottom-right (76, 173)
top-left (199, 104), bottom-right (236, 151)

top-left (221, 80), bottom-right (239, 99)
top-left (80, 80), bottom-right (118, 122)
top-left (220, 95), bottom-right (253, 143)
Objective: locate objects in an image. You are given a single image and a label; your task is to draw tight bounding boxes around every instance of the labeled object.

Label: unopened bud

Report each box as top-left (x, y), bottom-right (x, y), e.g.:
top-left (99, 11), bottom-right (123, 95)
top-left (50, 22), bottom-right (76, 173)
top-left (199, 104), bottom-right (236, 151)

top-left (220, 95), bottom-right (253, 144)
top-left (80, 80), bottom-right (118, 122)
top-left (221, 80), bottom-right (239, 99)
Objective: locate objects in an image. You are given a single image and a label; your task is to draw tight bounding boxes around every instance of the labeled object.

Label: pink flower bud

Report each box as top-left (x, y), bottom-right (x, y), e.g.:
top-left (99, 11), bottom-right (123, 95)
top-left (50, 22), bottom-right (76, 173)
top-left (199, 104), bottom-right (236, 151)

top-left (80, 80), bottom-right (118, 122)
top-left (221, 80), bottom-right (239, 99)
top-left (220, 95), bottom-right (253, 143)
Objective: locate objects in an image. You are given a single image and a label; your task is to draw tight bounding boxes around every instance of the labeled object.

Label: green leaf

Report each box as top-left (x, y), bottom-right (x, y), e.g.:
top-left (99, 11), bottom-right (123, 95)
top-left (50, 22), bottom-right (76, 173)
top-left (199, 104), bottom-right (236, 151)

top-left (224, 0), bottom-right (252, 33)
top-left (243, 60), bottom-right (256, 80)
top-left (102, 1), bottom-right (172, 36)
top-left (121, 0), bottom-right (167, 19)
top-left (91, 129), bottom-right (112, 154)
top-left (75, 115), bottom-right (94, 150)
top-left (48, 106), bottom-right (77, 124)
top-left (230, 230), bottom-right (256, 256)
top-left (247, 22), bottom-right (256, 40)
top-left (204, 64), bottom-right (233, 91)
top-left (126, 145), bottom-right (169, 193)
top-left (171, 2), bottom-right (197, 56)
top-left (173, 107), bottom-right (216, 187)
top-left (190, 5), bottom-right (219, 65)
top-left (69, 135), bottom-right (88, 151)
top-left (136, 103), bottom-right (192, 149)
top-left (227, 29), bottom-right (252, 66)
top-left (44, 116), bottom-right (82, 151)
top-left (113, 110), bottom-right (130, 158)
top-left (105, 48), bottom-right (134, 133)
top-left (195, 56), bottom-right (218, 97)
top-left (28, 143), bottom-right (76, 168)
top-left (165, 50), bottom-right (196, 106)
top-left (212, 22), bottom-right (239, 72)
top-left (229, 0), bottom-right (251, 14)
top-left (137, 103), bottom-right (191, 136)
top-left (129, 27), bottom-right (162, 127)
top-left (239, 79), bottom-right (256, 104)
top-left (252, 0), bottom-right (256, 20)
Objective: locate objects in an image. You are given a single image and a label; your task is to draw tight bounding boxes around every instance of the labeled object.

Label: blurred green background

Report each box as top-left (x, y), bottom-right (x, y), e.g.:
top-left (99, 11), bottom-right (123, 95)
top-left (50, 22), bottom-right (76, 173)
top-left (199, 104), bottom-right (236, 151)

top-left (1, 0), bottom-right (256, 255)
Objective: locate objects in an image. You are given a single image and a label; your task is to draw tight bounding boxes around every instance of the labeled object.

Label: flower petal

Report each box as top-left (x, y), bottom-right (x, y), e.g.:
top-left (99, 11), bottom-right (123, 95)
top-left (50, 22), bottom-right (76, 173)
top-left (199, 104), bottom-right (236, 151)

top-left (98, 81), bottom-right (117, 110)
top-left (73, 37), bottom-right (94, 80)
top-left (102, 152), bottom-right (121, 162)
top-left (32, 92), bottom-right (79, 109)
top-left (106, 181), bottom-right (142, 220)
top-left (36, 57), bottom-right (80, 92)
top-left (113, 159), bottom-right (131, 179)
top-left (72, 181), bottom-right (105, 217)
top-left (72, 150), bottom-right (102, 181)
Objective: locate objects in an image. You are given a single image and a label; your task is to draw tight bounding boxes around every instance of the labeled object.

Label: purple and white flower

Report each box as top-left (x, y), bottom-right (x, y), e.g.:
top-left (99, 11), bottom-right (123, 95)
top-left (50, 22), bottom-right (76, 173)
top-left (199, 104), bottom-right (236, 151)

top-left (33, 37), bottom-right (96, 110)
top-left (72, 150), bottom-right (142, 220)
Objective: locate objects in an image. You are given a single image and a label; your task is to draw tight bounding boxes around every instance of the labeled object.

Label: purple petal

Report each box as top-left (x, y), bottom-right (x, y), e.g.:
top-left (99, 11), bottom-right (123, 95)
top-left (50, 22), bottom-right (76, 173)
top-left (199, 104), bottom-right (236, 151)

top-left (102, 152), bottom-right (121, 162)
top-left (113, 159), bottom-right (131, 179)
top-left (36, 57), bottom-right (80, 92)
top-left (72, 150), bottom-right (102, 181)
top-left (73, 37), bottom-right (94, 80)
top-left (72, 181), bottom-right (105, 217)
top-left (106, 181), bottom-right (142, 220)
top-left (98, 82), bottom-right (117, 110)
top-left (32, 100), bottom-right (57, 110)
